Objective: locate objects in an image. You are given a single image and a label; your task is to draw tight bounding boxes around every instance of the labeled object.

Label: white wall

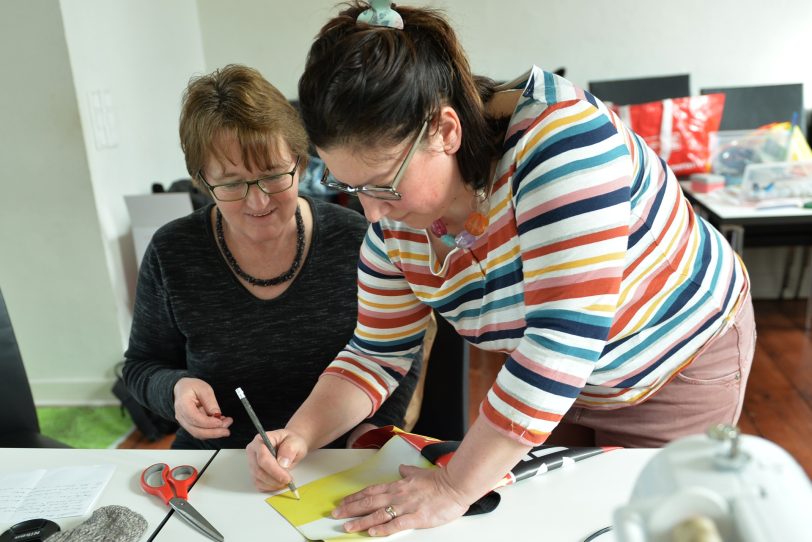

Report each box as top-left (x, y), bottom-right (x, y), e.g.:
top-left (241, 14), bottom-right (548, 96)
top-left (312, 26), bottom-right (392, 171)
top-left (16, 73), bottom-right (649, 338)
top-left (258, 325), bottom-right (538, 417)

top-left (197, 0), bottom-right (812, 109)
top-left (60, 0), bottom-right (206, 351)
top-left (0, 2), bottom-right (123, 404)
top-left (0, 1), bottom-right (207, 404)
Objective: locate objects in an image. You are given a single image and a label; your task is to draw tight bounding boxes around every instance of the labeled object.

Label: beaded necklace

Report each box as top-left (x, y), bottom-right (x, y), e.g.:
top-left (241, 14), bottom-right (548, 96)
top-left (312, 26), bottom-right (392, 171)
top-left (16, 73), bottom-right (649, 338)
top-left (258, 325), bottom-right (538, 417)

top-left (429, 189), bottom-right (489, 249)
top-left (215, 206), bottom-right (305, 286)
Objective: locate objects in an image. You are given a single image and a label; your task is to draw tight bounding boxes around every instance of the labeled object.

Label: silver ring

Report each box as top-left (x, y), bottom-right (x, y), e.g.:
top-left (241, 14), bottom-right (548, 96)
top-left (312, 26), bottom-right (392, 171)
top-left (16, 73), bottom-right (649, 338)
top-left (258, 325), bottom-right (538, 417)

top-left (384, 505), bottom-right (397, 521)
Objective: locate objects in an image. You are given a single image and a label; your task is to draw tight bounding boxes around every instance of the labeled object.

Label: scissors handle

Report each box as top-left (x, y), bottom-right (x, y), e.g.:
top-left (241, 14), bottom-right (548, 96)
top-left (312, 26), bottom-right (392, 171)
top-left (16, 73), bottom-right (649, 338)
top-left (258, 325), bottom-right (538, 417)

top-left (140, 463), bottom-right (174, 504)
top-left (168, 465), bottom-right (198, 500)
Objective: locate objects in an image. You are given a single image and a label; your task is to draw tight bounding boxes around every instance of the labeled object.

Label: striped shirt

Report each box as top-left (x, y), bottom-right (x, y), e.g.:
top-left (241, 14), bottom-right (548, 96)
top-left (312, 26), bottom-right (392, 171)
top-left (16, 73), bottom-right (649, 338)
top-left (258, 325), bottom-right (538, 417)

top-left (323, 66), bottom-right (748, 446)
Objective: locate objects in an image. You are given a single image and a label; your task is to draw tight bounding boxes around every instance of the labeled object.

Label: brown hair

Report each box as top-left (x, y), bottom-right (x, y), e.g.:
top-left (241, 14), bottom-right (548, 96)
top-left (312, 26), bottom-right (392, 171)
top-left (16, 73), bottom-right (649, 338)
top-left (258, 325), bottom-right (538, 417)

top-left (180, 64), bottom-right (308, 188)
top-left (297, 2), bottom-right (503, 190)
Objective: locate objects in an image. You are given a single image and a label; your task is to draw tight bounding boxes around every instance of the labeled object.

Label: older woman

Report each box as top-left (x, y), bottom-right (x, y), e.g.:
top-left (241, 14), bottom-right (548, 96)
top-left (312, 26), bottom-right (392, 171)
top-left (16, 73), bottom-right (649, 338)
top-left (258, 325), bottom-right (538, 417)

top-left (122, 64), bottom-right (420, 450)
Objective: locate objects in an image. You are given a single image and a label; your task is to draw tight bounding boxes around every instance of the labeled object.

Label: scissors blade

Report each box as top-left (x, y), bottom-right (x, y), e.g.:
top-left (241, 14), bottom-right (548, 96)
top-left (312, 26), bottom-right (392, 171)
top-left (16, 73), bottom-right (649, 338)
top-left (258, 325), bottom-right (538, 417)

top-left (169, 497), bottom-right (224, 542)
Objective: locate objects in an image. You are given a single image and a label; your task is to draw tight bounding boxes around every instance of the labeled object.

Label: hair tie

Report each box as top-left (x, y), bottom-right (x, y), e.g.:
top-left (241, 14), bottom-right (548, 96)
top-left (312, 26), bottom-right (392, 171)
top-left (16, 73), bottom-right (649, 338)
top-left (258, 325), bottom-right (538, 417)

top-left (356, 0), bottom-right (404, 29)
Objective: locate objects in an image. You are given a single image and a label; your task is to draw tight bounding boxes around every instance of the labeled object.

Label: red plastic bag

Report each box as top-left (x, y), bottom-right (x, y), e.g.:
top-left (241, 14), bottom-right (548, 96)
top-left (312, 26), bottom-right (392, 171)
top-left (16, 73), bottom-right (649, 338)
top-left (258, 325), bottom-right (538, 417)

top-left (615, 93), bottom-right (726, 176)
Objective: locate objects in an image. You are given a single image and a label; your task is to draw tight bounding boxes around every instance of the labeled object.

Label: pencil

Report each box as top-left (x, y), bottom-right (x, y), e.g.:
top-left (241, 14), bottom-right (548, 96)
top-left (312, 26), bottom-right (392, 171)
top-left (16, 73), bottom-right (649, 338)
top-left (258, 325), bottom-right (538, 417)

top-left (235, 387), bottom-right (301, 500)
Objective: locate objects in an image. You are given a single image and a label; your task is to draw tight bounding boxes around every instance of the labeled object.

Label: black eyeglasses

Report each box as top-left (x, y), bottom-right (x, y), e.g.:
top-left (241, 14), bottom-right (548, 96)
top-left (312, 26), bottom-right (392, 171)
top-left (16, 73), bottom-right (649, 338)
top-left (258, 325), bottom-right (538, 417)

top-left (199, 155), bottom-right (300, 202)
top-left (320, 121), bottom-right (428, 201)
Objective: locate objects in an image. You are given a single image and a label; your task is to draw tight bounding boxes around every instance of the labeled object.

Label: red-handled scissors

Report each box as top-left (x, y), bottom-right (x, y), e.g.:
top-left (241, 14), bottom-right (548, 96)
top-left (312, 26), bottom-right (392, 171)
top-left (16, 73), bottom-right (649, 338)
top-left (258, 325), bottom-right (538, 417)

top-left (140, 463), bottom-right (224, 542)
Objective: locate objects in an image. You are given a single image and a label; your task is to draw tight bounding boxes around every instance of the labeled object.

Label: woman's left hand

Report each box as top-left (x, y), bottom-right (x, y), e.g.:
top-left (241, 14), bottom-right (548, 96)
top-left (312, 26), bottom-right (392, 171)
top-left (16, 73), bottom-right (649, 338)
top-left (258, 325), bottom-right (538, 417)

top-left (332, 464), bottom-right (471, 537)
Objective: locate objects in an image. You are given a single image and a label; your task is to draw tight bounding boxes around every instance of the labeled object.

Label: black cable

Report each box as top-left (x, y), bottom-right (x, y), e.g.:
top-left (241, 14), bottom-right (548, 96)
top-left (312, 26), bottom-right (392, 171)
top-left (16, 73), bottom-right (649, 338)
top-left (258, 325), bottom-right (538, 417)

top-left (583, 525), bottom-right (613, 542)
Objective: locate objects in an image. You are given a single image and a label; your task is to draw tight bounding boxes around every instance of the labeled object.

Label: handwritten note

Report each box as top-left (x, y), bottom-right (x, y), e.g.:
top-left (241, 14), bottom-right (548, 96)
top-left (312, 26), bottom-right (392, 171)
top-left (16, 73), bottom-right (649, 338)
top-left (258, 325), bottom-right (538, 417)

top-left (0, 465), bottom-right (115, 523)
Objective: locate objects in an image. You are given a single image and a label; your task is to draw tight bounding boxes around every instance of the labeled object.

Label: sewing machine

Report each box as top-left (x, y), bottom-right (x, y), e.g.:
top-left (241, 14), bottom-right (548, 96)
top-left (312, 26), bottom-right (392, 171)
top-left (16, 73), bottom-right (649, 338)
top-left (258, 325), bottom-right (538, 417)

top-left (613, 425), bottom-right (812, 542)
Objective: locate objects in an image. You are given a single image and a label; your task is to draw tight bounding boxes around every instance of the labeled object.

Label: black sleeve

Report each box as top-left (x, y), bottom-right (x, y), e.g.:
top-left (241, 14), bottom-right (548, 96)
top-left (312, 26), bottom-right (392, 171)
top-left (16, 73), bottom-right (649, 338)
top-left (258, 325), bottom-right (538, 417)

top-left (121, 241), bottom-right (190, 422)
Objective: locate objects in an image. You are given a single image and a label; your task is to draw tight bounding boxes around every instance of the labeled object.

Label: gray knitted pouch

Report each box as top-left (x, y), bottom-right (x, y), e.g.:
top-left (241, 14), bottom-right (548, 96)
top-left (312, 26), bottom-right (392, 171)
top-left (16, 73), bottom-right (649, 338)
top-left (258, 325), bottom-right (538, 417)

top-left (46, 505), bottom-right (148, 542)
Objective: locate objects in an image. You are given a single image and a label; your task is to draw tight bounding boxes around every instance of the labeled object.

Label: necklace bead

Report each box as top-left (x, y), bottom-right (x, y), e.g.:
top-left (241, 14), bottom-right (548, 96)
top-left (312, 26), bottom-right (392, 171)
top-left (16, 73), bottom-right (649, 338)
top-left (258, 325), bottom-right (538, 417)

top-left (215, 206), bottom-right (305, 286)
top-left (440, 234), bottom-right (456, 247)
top-left (454, 230), bottom-right (477, 249)
top-left (430, 220), bottom-right (448, 237)
top-left (464, 211), bottom-right (488, 237)
top-left (430, 208), bottom-right (488, 250)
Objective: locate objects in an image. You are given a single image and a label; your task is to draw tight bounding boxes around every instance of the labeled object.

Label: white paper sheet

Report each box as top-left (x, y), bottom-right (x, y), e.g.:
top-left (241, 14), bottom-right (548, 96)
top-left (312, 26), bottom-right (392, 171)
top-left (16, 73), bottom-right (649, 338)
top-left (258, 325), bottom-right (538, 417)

top-left (0, 464), bottom-right (116, 523)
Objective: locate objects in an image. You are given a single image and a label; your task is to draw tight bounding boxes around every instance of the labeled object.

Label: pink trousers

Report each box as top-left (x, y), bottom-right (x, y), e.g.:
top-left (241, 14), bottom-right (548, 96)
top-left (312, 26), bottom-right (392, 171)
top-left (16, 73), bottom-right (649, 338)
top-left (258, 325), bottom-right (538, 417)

top-left (550, 292), bottom-right (756, 448)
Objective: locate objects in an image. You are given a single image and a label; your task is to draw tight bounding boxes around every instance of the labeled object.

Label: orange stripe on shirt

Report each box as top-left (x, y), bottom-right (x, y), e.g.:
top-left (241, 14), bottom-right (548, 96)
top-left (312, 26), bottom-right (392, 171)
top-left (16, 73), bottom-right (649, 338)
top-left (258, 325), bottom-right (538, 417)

top-left (323, 367), bottom-right (384, 410)
top-left (491, 382), bottom-right (565, 422)
top-left (525, 276), bottom-right (621, 305)
top-left (333, 357), bottom-right (389, 390)
top-left (480, 400), bottom-right (549, 446)
top-left (524, 225), bottom-right (629, 260)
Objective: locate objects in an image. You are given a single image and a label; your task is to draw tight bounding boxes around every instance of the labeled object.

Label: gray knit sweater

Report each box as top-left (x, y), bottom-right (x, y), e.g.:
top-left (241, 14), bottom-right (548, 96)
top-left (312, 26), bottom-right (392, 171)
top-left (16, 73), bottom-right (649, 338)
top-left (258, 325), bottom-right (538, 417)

top-left (123, 196), bottom-right (419, 449)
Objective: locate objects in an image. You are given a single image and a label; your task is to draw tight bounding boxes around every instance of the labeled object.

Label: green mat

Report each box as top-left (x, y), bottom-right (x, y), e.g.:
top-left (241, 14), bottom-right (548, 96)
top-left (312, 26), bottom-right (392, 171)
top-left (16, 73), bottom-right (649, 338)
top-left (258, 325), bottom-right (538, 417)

top-left (37, 406), bottom-right (135, 449)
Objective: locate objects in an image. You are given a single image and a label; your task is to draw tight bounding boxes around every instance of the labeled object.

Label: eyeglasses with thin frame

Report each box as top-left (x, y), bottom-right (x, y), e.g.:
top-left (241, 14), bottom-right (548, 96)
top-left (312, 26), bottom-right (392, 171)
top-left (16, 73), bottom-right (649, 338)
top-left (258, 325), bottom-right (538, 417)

top-left (198, 155), bottom-right (301, 202)
top-left (320, 121), bottom-right (428, 201)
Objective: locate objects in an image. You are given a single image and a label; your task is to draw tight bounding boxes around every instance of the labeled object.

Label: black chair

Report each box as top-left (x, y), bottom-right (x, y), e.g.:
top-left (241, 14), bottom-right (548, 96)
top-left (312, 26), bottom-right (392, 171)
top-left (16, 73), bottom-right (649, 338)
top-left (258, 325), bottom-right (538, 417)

top-left (588, 74), bottom-right (691, 105)
top-left (700, 83), bottom-right (805, 134)
top-left (0, 287), bottom-right (69, 447)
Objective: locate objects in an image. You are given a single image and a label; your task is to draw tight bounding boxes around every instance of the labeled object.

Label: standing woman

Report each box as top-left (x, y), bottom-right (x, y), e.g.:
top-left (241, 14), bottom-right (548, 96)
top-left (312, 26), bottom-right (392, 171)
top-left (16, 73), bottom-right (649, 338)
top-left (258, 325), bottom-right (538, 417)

top-left (246, 2), bottom-right (754, 536)
top-left (123, 64), bottom-right (420, 450)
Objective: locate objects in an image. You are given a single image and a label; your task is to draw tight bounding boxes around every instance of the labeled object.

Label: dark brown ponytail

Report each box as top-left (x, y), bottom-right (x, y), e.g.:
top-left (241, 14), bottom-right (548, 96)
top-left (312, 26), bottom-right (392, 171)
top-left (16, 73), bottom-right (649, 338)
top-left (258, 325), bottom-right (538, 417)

top-left (298, 1), bottom-right (503, 190)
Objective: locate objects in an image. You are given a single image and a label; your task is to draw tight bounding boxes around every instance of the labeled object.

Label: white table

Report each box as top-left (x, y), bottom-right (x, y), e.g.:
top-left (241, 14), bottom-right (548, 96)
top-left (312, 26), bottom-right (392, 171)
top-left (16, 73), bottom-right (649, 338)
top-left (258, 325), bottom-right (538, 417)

top-left (1, 447), bottom-right (657, 541)
top-left (153, 448), bottom-right (657, 541)
top-left (0, 448), bottom-right (215, 541)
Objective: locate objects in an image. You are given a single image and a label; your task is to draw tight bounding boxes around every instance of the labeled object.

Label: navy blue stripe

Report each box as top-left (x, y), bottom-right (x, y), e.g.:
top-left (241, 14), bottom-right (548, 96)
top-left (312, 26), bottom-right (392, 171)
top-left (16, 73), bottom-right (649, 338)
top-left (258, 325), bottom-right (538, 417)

top-left (350, 336), bottom-right (423, 354)
top-left (358, 259), bottom-right (396, 280)
top-left (434, 284), bottom-right (483, 314)
top-left (525, 316), bottom-right (609, 341)
top-left (615, 313), bottom-right (720, 387)
top-left (504, 357), bottom-right (581, 398)
top-left (524, 73), bottom-right (536, 97)
top-left (484, 266), bottom-right (524, 297)
top-left (503, 128), bottom-right (526, 155)
top-left (466, 327), bottom-right (525, 345)
top-left (513, 121), bottom-right (617, 193)
top-left (628, 174), bottom-right (667, 247)
top-left (518, 187), bottom-right (628, 235)
top-left (653, 279), bottom-right (703, 326)
top-left (629, 137), bottom-right (646, 195)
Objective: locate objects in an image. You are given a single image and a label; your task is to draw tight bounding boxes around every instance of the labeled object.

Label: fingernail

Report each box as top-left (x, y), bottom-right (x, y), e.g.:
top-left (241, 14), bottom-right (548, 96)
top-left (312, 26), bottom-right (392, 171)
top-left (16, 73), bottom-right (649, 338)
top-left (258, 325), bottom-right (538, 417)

top-left (213, 412), bottom-right (222, 418)
top-left (279, 458), bottom-right (291, 468)
top-left (331, 509), bottom-right (340, 519)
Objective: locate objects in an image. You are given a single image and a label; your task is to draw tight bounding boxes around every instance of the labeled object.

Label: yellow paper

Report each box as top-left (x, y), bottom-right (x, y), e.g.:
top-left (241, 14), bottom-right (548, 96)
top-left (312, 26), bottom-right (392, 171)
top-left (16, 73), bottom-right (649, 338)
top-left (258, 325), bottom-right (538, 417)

top-left (766, 122), bottom-right (812, 161)
top-left (267, 436), bottom-right (433, 541)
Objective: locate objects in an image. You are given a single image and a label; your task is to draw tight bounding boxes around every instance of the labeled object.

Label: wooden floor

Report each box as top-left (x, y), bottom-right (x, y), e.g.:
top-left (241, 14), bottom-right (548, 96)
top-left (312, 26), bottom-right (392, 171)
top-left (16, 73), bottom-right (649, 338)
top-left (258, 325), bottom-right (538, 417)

top-left (120, 299), bottom-right (812, 476)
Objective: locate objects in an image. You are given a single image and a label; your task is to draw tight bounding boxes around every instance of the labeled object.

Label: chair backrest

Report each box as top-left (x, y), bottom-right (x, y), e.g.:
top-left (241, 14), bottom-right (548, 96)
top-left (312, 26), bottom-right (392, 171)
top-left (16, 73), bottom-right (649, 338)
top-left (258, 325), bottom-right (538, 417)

top-left (700, 83), bottom-right (805, 134)
top-left (588, 74), bottom-right (691, 105)
top-left (0, 287), bottom-right (40, 434)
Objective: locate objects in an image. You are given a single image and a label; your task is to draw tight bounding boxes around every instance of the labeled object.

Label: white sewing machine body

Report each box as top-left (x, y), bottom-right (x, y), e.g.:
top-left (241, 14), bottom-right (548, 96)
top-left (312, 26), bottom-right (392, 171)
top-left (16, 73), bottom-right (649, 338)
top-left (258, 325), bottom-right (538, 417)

top-left (614, 429), bottom-right (812, 542)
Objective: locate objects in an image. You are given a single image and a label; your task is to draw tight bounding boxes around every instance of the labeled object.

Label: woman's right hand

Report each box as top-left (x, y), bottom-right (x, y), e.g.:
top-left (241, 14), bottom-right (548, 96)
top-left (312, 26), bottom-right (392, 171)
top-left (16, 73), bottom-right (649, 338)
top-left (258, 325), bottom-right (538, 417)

top-left (172, 377), bottom-right (233, 439)
top-left (246, 429), bottom-right (309, 492)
